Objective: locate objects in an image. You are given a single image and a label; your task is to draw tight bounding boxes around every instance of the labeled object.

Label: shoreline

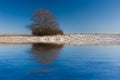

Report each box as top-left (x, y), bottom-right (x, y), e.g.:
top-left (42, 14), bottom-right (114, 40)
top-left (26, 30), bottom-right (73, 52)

top-left (0, 34), bottom-right (120, 45)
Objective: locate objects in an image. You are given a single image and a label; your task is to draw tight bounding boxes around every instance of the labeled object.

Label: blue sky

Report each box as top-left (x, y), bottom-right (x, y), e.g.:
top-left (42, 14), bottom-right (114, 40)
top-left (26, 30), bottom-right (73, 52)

top-left (0, 0), bottom-right (120, 34)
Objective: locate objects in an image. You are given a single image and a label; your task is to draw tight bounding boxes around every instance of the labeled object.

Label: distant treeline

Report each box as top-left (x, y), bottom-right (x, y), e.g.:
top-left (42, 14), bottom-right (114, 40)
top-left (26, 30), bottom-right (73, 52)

top-left (0, 34), bottom-right (31, 36)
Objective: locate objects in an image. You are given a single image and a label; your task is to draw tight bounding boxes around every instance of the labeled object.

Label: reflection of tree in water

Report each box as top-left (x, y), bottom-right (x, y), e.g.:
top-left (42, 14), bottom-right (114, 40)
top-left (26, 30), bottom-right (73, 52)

top-left (30, 43), bottom-right (63, 64)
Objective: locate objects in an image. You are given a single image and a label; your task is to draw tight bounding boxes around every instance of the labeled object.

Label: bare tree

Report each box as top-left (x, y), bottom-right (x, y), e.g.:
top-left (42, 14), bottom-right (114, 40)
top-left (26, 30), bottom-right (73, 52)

top-left (27, 9), bottom-right (63, 36)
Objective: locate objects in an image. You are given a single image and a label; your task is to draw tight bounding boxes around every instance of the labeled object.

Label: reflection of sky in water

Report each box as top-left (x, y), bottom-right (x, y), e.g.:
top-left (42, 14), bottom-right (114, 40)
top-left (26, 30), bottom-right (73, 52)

top-left (0, 44), bottom-right (120, 80)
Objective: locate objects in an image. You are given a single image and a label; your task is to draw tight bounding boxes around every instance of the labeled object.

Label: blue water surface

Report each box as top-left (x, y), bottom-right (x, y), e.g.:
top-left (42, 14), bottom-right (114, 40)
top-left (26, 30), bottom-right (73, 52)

top-left (0, 44), bottom-right (120, 80)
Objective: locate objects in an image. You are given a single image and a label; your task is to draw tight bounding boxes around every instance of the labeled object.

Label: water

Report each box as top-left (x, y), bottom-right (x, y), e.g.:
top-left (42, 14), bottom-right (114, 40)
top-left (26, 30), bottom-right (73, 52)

top-left (0, 43), bottom-right (120, 80)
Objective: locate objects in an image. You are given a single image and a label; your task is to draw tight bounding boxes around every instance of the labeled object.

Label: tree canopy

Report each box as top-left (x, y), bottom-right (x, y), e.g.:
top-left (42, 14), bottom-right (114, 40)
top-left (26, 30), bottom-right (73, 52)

top-left (27, 9), bottom-right (63, 36)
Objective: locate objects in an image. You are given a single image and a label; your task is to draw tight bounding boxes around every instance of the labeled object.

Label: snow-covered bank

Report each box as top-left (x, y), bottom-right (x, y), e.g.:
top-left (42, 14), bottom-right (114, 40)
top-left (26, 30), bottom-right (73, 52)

top-left (0, 34), bottom-right (120, 45)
